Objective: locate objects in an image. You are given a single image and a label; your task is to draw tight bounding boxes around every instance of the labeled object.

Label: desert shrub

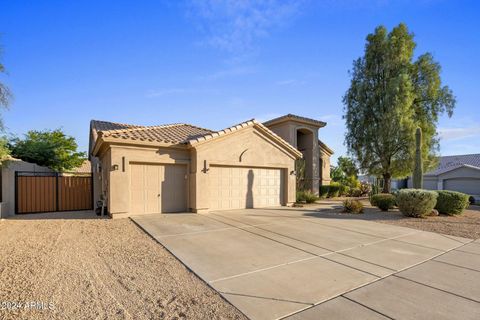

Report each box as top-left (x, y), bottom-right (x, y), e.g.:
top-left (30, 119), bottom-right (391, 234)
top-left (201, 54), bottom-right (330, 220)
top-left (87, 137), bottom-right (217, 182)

top-left (435, 190), bottom-right (469, 215)
top-left (370, 193), bottom-right (396, 211)
top-left (343, 199), bottom-right (364, 213)
top-left (328, 183), bottom-right (341, 198)
top-left (469, 196), bottom-right (476, 205)
top-left (296, 190), bottom-right (318, 203)
top-left (396, 189), bottom-right (438, 218)
top-left (359, 182), bottom-right (372, 196)
top-left (339, 184), bottom-right (351, 196)
top-left (349, 187), bottom-right (362, 197)
top-left (319, 186), bottom-right (329, 198)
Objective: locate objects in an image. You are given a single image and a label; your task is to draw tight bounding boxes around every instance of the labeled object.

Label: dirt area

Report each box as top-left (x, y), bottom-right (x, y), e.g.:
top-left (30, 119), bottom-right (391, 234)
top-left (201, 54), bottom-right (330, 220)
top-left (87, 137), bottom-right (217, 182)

top-left (308, 200), bottom-right (480, 240)
top-left (0, 211), bottom-right (246, 320)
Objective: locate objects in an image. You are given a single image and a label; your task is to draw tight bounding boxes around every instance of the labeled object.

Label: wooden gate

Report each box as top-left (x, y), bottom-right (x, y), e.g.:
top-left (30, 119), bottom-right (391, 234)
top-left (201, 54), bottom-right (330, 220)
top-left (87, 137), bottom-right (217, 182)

top-left (15, 171), bottom-right (93, 214)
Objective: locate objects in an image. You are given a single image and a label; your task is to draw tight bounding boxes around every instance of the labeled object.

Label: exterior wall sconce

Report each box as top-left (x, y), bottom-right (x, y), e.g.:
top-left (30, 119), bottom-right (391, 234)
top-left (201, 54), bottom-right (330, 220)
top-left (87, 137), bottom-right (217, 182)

top-left (290, 170), bottom-right (296, 175)
top-left (112, 164), bottom-right (119, 171)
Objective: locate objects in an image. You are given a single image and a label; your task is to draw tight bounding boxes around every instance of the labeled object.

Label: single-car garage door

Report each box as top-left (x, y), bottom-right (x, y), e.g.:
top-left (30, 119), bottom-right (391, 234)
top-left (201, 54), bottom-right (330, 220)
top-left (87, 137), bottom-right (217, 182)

top-left (130, 163), bottom-right (187, 214)
top-left (209, 166), bottom-right (284, 210)
top-left (444, 178), bottom-right (480, 195)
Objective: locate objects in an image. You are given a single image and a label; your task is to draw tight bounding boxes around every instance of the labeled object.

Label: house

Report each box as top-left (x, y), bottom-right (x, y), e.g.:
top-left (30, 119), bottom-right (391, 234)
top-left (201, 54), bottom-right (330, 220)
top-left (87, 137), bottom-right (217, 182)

top-left (89, 114), bottom-right (332, 218)
top-left (407, 153), bottom-right (480, 197)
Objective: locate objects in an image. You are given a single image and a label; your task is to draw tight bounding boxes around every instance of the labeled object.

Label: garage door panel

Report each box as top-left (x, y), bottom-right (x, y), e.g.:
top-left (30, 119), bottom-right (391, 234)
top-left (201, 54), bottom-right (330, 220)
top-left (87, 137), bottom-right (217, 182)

top-left (444, 179), bottom-right (480, 195)
top-left (210, 166), bottom-right (283, 211)
top-left (130, 163), bottom-right (187, 214)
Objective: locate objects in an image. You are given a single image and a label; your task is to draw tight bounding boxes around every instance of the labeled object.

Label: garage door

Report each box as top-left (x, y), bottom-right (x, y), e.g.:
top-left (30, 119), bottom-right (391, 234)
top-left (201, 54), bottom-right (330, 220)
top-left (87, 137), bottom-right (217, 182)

top-left (209, 166), bottom-right (283, 210)
top-left (130, 163), bottom-right (187, 214)
top-left (444, 178), bottom-right (480, 195)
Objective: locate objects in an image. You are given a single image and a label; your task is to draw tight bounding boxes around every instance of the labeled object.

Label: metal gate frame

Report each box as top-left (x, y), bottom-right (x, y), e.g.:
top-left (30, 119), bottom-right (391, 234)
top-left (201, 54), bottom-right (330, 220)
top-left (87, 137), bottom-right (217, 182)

top-left (14, 171), bottom-right (94, 214)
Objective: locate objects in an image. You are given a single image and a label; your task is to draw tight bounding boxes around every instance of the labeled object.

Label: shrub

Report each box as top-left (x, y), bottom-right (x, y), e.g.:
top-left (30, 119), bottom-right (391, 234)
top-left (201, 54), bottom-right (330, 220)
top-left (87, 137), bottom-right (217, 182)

top-left (349, 187), bottom-right (362, 197)
top-left (370, 193), bottom-right (396, 211)
top-left (319, 186), bottom-right (329, 198)
top-left (339, 184), bottom-right (350, 196)
top-left (435, 190), bottom-right (469, 215)
top-left (469, 196), bottom-right (476, 205)
top-left (296, 190), bottom-right (318, 203)
top-left (343, 199), bottom-right (364, 214)
top-left (328, 184), bottom-right (341, 198)
top-left (396, 189), bottom-right (438, 218)
top-left (359, 182), bottom-right (372, 196)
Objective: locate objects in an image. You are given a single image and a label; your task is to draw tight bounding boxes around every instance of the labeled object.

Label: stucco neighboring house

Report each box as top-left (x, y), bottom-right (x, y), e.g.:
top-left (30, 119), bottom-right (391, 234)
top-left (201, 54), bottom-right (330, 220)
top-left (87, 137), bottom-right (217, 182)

top-left (407, 153), bottom-right (480, 198)
top-left (89, 114), bottom-right (332, 218)
top-left (0, 157), bottom-right (53, 218)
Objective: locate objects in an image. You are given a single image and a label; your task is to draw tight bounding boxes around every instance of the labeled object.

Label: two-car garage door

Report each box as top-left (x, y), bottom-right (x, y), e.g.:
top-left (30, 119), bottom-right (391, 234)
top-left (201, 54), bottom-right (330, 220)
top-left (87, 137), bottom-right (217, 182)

top-left (209, 166), bottom-right (284, 211)
top-left (130, 163), bottom-right (187, 214)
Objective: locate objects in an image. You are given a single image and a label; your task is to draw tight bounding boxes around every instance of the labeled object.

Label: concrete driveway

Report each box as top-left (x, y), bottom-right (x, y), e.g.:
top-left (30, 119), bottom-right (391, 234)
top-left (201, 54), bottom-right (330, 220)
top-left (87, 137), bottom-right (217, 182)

top-left (132, 207), bottom-right (480, 320)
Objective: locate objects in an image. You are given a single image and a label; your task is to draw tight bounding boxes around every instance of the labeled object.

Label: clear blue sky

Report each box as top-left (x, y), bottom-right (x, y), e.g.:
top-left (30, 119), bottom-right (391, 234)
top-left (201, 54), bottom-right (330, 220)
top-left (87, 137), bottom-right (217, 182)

top-left (1, 0), bottom-right (479, 164)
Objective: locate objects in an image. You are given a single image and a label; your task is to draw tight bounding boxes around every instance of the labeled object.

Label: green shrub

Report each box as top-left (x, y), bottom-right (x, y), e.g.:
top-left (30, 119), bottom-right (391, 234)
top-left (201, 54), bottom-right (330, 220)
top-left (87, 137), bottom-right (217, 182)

top-left (370, 193), bottom-right (396, 211)
top-left (435, 190), bottom-right (469, 215)
top-left (343, 199), bottom-right (364, 214)
top-left (319, 186), bottom-right (329, 198)
top-left (349, 187), bottom-right (362, 197)
top-left (359, 182), bottom-right (372, 196)
top-left (396, 189), bottom-right (438, 218)
top-left (296, 190), bottom-right (318, 203)
top-left (339, 185), bottom-right (350, 196)
top-left (328, 184), bottom-right (340, 198)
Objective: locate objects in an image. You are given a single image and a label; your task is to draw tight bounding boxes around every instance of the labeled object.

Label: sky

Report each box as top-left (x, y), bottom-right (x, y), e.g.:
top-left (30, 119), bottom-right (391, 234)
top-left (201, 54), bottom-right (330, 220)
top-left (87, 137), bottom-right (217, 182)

top-left (1, 0), bottom-right (479, 164)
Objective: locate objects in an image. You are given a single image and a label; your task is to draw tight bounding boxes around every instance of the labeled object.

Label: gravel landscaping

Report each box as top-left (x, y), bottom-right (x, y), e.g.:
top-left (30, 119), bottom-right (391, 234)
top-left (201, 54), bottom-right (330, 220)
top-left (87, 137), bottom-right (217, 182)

top-left (310, 200), bottom-right (480, 239)
top-left (0, 212), bottom-right (246, 320)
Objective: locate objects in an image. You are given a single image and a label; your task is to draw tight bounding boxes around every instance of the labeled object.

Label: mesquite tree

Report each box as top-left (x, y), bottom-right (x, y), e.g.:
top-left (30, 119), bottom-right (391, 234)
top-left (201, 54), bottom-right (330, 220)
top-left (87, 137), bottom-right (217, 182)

top-left (343, 23), bottom-right (455, 193)
top-left (413, 127), bottom-right (423, 188)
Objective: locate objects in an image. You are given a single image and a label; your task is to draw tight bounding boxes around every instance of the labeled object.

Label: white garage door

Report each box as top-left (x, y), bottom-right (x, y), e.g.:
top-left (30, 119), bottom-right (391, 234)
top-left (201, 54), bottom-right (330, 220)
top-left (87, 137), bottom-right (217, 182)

top-left (130, 163), bottom-right (187, 214)
top-left (444, 178), bottom-right (480, 195)
top-left (209, 166), bottom-right (283, 210)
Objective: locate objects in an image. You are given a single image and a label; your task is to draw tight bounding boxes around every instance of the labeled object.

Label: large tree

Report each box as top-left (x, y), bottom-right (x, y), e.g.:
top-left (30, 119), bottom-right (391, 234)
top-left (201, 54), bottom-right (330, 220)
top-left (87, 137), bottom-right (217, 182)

top-left (343, 23), bottom-right (455, 193)
top-left (9, 129), bottom-right (86, 172)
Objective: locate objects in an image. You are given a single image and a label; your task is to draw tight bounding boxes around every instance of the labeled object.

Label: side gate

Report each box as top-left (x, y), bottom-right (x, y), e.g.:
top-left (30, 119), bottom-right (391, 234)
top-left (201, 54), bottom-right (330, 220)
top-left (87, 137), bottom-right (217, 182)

top-left (15, 171), bottom-right (93, 214)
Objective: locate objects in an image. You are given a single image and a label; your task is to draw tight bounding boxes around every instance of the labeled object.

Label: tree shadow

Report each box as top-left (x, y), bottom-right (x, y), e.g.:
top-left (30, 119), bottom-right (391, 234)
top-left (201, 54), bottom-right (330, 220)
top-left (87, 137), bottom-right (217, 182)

top-left (246, 169), bottom-right (254, 208)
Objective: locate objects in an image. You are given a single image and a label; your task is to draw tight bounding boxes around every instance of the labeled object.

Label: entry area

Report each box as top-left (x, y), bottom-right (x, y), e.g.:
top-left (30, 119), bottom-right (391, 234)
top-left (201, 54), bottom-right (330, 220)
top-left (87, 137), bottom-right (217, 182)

top-left (130, 163), bottom-right (187, 214)
top-left (132, 208), bottom-right (478, 320)
top-left (209, 166), bottom-right (284, 211)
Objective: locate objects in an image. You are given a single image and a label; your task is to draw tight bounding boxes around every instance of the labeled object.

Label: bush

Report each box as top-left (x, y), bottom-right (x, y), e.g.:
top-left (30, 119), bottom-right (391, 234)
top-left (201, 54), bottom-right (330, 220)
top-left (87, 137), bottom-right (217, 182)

top-left (349, 187), bottom-right (362, 197)
top-left (370, 193), bottom-right (396, 211)
top-left (319, 186), bottom-right (330, 198)
top-left (296, 190), bottom-right (318, 203)
top-left (435, 190), bottom-right (469, 215)
top-left (343, 199), bottom-right (364, 214)
top-left (396, 189), bottom-right (438, 218)
top-left (339, 184), bottom-right (350, 196)
top-left (359, 182), bottom-right (372, 196)
top-left (328, 184), bottom-right (341, 198)
top-left (469, 196), bottom-right (476, 205)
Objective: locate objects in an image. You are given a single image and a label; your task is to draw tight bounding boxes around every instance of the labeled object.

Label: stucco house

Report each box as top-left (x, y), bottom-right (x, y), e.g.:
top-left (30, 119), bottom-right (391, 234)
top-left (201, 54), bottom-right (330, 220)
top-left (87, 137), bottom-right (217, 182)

top-left (89, 114), bottom-right (332, 218)
top-left (407, 153), bottom-right (480, 198)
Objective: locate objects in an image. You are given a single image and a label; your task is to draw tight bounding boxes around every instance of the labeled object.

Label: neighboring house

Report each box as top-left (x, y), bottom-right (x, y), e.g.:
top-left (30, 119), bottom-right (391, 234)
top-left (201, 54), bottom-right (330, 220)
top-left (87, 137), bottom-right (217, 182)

top-left (89, 114), bottom-right (332, 218)
top-left (407, 153), bottom-right (480, 197)
top-left (0, 157), bottom-right (53, 218)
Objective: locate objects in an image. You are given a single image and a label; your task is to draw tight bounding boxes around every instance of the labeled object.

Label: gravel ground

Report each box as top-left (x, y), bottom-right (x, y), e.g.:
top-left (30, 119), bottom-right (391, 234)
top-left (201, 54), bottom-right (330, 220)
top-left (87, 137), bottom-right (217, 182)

top-left (0, 211), bottom-right (246, 320)
top-left (308, 200), bottom-right (480, 239)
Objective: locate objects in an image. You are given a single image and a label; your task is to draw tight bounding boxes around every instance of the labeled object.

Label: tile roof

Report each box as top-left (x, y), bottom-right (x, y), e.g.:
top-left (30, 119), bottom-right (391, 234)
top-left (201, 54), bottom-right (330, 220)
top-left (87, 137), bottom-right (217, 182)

top-left (91, 120), bottom-right (214, 144)
top-left (90, 119), bottom-right (302, 158)
top-left (263, 114), bottom-right (326, 128)
top-left (426, 153), bottom-right (480, 176)
top-left (73, 160), bottom-right (92, 173)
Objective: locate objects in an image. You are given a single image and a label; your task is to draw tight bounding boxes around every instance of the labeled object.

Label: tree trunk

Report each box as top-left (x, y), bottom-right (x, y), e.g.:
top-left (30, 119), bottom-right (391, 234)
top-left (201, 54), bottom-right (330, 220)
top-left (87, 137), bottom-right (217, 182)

top-left (382, 173), bottom-right (392, 194)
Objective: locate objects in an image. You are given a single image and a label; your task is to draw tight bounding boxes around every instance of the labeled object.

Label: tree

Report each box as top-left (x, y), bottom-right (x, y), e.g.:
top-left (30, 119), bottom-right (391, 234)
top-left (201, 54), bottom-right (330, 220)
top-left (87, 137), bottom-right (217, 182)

top-left (9, 129), bottom-right (86, 172)
top-left (343, 23), bottom-right (455, 193)
top-left (413, 127), bottom-right (423, 188)
top-left (331, 156), bottom-right (360, 188)
top-left (0, 43), bottom-right (12, 163)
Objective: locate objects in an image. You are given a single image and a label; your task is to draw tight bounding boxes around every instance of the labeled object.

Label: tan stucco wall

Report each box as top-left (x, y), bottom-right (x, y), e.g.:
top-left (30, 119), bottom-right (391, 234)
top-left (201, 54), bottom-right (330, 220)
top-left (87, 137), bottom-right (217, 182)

top-left (320, 151), bottom-right (331, 185)
top-left (0, 159), bottom-right (53, 218)
top-left (94, 126), bottom-right (297, 217)
top-left (192, 127), bottom-right (297, 212)
top-left (266, 122), bottom-right (321, 194)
